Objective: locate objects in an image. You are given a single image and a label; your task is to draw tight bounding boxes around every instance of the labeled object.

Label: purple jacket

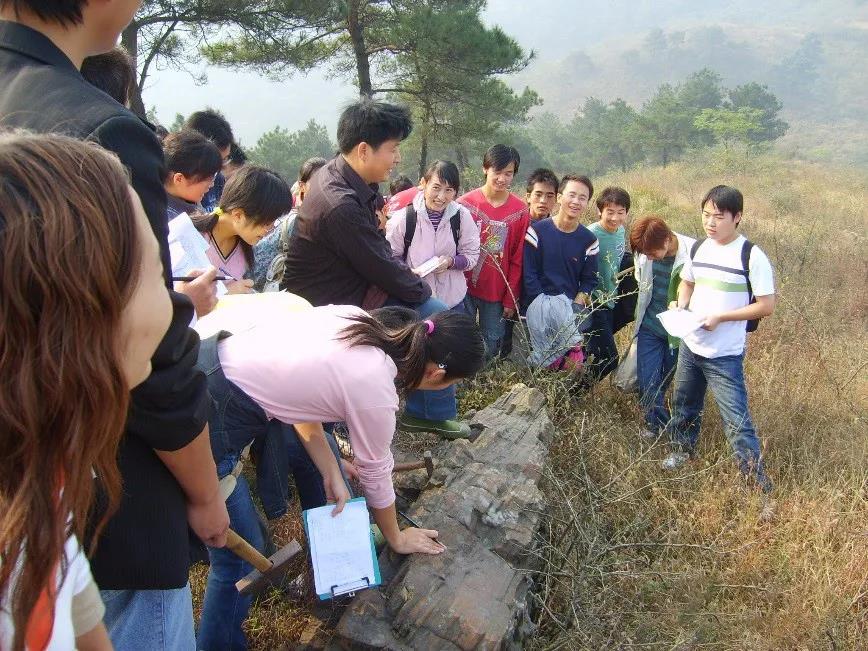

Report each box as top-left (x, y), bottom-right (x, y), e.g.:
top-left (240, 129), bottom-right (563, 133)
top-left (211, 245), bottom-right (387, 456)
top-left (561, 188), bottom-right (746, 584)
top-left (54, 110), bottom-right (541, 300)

top-left (386, 193), bottom-right (480, 309)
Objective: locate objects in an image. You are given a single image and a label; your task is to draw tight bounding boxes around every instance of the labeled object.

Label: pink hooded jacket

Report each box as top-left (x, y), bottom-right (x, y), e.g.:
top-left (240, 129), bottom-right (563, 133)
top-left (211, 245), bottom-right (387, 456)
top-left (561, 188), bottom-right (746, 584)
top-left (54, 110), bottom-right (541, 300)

top-left (386, 192), bottom-right (481, 309)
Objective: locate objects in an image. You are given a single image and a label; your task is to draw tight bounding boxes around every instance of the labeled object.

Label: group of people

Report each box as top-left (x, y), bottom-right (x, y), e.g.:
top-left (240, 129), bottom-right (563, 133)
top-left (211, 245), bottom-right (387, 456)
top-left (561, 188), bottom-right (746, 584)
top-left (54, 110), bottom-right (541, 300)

top-left (0, 1), bottom-right (777, 650)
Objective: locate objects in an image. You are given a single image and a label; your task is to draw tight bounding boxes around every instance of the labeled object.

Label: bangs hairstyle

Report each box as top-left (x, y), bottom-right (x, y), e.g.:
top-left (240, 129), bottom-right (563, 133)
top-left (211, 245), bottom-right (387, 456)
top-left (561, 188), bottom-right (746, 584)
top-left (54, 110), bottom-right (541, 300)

top-left (298, 156), bottom-right (327, 183)
top-left (337, 98), bottom-right (412, 153)
top-left (0, 0), bottom-right (86, 25)
top-left (422, 160), bottom-right (460, 192)
top-left (163, 129), bottom-right (223, 182)
top-left (193, 165), bottom-right (293, 268)
top-left (526, 168), bottom-right (559, 195)
top-left (339, 308), bottom-right (485, 393)
top-left (629, 215), bottom-right (673, 254)
top-left (559, 174), bottom-right (594, 198)
top-left (596, 186), bottom-right (631, 212)
top-left (0, 132), bottom-right (141, 651)
top-left (482, 144), bottom-right (520, 173)
top-left (702, 185), bottom-right (743, 217)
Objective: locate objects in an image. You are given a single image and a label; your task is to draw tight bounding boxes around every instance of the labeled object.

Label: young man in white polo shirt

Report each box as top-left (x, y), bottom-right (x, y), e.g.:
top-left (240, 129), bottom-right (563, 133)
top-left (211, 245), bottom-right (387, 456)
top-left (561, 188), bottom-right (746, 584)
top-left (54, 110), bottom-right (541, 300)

top-left (663, 185), bottom-right (776, 493)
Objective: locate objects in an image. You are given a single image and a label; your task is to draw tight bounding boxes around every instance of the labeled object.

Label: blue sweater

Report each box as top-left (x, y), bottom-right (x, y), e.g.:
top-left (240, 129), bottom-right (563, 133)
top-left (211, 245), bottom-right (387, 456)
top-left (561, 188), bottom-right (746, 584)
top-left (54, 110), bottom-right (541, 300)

top-left (523, 217), bottom-right (599, 305)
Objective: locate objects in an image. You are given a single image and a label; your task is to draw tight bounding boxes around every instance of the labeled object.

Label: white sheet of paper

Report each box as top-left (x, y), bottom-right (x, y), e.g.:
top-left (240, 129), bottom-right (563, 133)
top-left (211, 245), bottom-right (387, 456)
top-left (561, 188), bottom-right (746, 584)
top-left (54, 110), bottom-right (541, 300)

top-left (306, 500), bottom-right (375, 597)
top-left (167, 212), bottom-right (227, 297)
top-left (656, 309), bottom-right (705, 338)
top-left (412, 256), bottom-right (442, 277)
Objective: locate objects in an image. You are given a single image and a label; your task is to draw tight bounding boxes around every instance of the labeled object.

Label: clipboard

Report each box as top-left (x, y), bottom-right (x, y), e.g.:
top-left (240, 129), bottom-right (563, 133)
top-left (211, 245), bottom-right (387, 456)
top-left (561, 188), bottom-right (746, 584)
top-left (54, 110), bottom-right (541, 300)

top-left (302, 497), bottom-right (382, 600)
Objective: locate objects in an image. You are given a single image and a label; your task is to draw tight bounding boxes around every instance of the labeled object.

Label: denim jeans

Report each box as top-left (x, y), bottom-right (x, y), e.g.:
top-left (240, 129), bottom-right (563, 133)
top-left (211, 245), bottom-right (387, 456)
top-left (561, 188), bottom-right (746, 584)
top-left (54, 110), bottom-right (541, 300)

top-left (585, 307), bottom-right (619, 382)
top-left (667, 344), bottom-right (771, 492)
top-left (462, 294), bottom-right (505, 359)
top-left (386, 295), bottom-right (458, 421)
top-left (101, 584), bottom-right (195, 651)
top-left (250, 420), bottom-right (296, 520)
top-left (636, 326), bottom-right (677, 432)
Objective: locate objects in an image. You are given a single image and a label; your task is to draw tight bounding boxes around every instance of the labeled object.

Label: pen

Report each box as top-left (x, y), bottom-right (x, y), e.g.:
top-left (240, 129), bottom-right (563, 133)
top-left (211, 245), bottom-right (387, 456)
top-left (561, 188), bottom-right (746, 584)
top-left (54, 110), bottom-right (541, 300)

top-left (172, 275), bottom-right (230, 282)
top-left (218, 266), bottom-right (239, 281)
top-left (396, 510), bottom-right (447, 550)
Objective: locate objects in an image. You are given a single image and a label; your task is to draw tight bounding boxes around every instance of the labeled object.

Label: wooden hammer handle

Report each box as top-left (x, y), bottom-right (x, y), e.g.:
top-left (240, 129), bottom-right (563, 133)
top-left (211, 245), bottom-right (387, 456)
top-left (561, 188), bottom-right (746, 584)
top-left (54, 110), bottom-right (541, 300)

top-left (225, 529), bottom-right (272, 574)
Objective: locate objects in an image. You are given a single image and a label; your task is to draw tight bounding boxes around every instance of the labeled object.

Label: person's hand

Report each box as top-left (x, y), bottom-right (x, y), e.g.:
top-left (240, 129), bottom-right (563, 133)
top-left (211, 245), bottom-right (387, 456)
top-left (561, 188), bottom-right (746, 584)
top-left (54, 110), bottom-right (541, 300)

top-left (187, 492), bottom-right (230, 548)
top-left (701, 313), bottom-right (723, 331)
top-left (434, 256), bottom-right (452, 274)
top-left (175, 267), bottom-right (218, 317)
top-left (341, 458), bottom-right (360, 482)
top-left (390, 527), bottom-right (445, 555)
top-left (226, 278), bottom-right (254, 294)
top-left (502, 306), bottom-right (516, 319)
top-left (573, 292), bottom-right (589, 307)
top-left (324, 469), bottom-right (351, 516)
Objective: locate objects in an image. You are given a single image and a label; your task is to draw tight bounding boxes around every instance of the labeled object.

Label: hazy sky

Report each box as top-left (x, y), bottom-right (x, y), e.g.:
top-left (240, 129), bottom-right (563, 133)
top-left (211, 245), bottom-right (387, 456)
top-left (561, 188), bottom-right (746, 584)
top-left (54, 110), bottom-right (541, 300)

top-left (143, 0), bottom-right (850, 145)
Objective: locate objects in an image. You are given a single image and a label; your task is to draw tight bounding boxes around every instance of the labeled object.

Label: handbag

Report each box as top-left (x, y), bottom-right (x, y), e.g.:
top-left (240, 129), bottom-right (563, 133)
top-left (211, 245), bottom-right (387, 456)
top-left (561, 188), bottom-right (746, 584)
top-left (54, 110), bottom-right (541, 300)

top-left (613, 337), bottom-right (638, 393)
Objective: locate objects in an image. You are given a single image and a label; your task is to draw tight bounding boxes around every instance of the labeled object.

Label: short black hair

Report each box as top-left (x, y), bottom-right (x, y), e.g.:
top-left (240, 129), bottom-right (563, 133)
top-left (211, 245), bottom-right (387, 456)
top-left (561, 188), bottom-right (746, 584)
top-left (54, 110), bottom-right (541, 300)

top-left (702, 185), bottom-right (743, 217)
top-left (482, 144), bottom-right (520, 174)
top-left (422, 160), bottom-right (460, 192)
top-left (163, 129), bottom-right (223, 182)
top-left (184, 109), bottom-right (234, 150)
top-left (596, 186), bottom-right (631, 212)
top-left (80, 47), bottom-right (136, 107)
top-left (525, 168), bottom-right (559, 195)
top-left (227, 142), bottom-right (248, 167)
top-left (0, 0), bottom-right (86, 25)
top-left (155, 124), bottom-right (170, 142)
top-left (389, 175), bottom-right (415, 196)
top-left (337, 98), bottom-right (412, 154)
top-left (298, 157), bottom-right (327, 183)
top-left (559, 174), bottom-right (594, 198)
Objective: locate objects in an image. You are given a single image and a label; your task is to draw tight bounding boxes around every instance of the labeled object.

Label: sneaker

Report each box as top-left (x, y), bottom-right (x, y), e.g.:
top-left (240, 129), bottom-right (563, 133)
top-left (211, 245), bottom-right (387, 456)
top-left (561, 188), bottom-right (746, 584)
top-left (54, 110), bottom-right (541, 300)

top-left (639, 428), bottom-right (659, 440)
top-left (397, 415), bottom-right (472, 440)
top-left (661, 451), bottom-right (690, 470)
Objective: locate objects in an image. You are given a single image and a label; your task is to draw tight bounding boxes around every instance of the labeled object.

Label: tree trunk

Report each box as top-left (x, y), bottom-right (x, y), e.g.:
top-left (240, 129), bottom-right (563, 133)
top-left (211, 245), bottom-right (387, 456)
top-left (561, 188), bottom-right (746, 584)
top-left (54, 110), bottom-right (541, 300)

top-left (346, 0), bottom-right (373, 96)
top-left (121, 24), bottom-right (147, 117)
top-left (456, 146), bottom-right (468, 172)
top-left (418, 132), bottom-right (428, 179)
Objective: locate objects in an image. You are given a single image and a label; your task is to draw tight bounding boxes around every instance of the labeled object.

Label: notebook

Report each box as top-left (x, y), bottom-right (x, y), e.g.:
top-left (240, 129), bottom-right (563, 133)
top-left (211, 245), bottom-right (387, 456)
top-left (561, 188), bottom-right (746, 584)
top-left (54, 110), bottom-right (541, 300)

top-left (302, 497), bottom-right (381, 600)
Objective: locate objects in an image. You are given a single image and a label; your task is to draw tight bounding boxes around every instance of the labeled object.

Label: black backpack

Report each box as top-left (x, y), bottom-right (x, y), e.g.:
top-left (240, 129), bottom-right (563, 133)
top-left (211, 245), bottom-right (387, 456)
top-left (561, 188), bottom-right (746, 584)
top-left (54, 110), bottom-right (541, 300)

top-left (689, 238), bottom-right (760, 332)
top-left (402, 204), bottom-right (461, 261)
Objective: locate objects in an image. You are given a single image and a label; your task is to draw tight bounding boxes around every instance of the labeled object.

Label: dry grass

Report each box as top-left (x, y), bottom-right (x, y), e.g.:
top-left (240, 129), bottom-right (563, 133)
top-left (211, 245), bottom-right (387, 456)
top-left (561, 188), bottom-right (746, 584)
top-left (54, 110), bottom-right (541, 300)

top-left (191, 150), bottom-right (868, 649)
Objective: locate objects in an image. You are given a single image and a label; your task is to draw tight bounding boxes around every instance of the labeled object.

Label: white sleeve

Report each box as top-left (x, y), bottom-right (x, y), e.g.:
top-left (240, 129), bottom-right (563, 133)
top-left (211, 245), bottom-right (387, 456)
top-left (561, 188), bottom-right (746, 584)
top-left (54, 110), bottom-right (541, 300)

top-left (748, 245), bottom-right (775, 296)
top-left (680, 256), bottom-right (695, 282)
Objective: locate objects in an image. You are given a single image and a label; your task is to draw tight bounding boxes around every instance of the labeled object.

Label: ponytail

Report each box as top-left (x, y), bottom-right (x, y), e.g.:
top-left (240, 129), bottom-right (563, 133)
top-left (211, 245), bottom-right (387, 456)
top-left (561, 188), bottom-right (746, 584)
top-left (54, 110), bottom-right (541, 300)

top-left (338, 308), bottom-right (484, 392)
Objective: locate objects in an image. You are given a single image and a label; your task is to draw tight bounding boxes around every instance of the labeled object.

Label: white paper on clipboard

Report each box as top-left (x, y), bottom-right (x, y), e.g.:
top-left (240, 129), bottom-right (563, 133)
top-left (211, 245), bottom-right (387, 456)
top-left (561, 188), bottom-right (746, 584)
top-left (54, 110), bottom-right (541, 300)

top-left (167, 212), bottom-right (227, 297)
top-left (656, 308), bottom-right (705, 338)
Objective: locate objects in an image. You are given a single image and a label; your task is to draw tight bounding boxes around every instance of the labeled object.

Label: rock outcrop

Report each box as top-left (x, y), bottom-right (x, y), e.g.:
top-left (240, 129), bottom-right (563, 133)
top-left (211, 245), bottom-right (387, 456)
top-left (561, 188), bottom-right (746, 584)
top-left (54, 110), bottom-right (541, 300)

top-left (332, 384), bottom-right (552, 650)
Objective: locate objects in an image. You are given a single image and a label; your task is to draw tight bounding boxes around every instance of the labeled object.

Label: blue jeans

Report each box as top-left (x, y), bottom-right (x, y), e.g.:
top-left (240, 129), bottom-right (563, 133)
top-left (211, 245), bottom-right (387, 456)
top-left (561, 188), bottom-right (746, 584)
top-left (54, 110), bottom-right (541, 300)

top-left (667, 345), bottom-right (771, 492)
top-left (101, 584), bottom-right (195, 651)
top-left (636, 327), bottom-right (677, 432)
top-left (586, 307), bottom-right (618, 381)
top-left (462, 294), bottom-right (505, 359)
top-left (387, 295), bottom-right (458, 421)
top-left (250, 421), bottom-right (296, 520)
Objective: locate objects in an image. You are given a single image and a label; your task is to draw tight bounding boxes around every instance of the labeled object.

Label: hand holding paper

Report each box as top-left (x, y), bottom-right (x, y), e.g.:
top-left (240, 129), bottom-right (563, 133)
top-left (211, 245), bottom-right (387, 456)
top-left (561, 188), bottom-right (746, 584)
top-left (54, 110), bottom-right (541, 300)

top-left (656, 308), bottom-right (705, 338)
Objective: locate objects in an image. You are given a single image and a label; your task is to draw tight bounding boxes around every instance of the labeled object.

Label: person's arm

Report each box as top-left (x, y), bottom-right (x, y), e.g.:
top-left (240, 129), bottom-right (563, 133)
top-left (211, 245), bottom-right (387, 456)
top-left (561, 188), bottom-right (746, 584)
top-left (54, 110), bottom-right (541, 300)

top-left (450, 207), bottom-right (480, 272)
top-left (96, 116), bottom-right (227, 546)
top-left (154, 425), bottom-right (229, 547)
top-left (700, 294), bottom-right (775, 330)
top-left (328, 204), bottom-right (431, 304)
top-left (522, 226), bottom-right (545, 307)
top-left (75, 623), bottom-right (112, 651)
top-left (502, 211), bottom-right (530, 314)
top-left (293, 422), bottom-right (349, 514)
top-left (370, 501), bottom-right (444, 555)
top-left (578, 237), bottom-right (600, 300)
top-left (674, 279), bottom-right (695, 309)
top-left (384, 209), bottom-right (406, 258)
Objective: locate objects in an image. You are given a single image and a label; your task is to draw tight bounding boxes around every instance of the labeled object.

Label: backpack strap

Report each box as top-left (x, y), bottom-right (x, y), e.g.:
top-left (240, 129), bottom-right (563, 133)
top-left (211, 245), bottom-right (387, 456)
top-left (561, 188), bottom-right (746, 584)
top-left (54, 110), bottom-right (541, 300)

top-left (449, 211), bottom-right (461, 250)
top-left (402, 204), bottom-right (417, 262)
top-left (741, 239), bottom-right (754, 299)
top-left (689, 238), bottom-right (705, 259)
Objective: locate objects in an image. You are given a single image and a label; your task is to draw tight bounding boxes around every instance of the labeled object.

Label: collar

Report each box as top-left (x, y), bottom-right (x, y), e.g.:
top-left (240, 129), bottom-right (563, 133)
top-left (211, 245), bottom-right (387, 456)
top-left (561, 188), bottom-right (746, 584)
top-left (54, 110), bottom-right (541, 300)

top-left (335, 155), bottom-right (378, 206)
top-left (0, 20), bottom-right (78, 72)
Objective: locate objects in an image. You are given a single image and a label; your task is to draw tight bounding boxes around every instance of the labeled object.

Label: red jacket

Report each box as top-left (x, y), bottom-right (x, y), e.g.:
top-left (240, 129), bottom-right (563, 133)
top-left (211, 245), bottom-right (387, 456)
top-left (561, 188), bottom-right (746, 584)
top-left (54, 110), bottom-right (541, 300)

top-left (458, 188), bottom-right (529, 310)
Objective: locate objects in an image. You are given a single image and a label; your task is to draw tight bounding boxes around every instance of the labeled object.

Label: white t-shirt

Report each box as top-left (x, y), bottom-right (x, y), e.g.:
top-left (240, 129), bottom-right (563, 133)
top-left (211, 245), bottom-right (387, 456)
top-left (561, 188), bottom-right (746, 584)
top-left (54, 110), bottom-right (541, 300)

top-left (1, 534), bottom-right (95, 650)
top-left (681, 235), bottom-right (774, 358)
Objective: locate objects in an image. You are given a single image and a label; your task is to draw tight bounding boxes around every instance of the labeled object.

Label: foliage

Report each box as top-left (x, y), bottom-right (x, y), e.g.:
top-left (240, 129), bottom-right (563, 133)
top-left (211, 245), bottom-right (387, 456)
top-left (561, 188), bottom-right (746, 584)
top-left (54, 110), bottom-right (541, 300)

top-left (694, 106), bottom-right (765, 150)
top-left (247, 119), bottom-right (334, 182)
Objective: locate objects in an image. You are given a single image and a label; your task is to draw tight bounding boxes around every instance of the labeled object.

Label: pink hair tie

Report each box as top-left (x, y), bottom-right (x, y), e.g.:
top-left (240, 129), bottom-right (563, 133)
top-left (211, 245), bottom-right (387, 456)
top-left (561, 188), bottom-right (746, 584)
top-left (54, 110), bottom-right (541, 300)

top-left (424, 319), bottom-right (435, 335)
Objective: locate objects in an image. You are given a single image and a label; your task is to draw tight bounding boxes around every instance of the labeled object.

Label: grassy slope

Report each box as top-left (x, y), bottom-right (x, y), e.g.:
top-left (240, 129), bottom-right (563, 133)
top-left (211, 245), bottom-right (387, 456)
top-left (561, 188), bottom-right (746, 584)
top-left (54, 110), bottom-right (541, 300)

top-left (462, 150), bottom-right (868, 649)
top-left (194, 152), bottom-right (868, 649)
